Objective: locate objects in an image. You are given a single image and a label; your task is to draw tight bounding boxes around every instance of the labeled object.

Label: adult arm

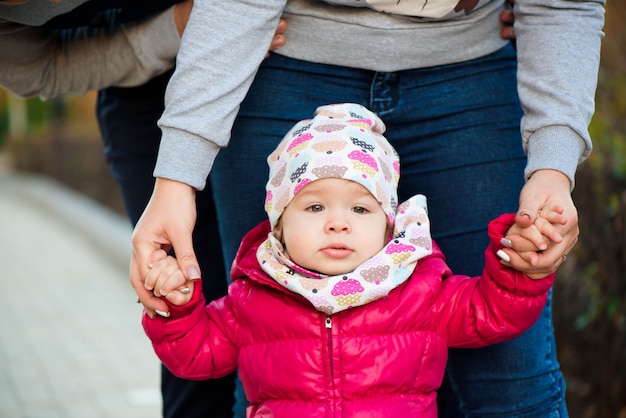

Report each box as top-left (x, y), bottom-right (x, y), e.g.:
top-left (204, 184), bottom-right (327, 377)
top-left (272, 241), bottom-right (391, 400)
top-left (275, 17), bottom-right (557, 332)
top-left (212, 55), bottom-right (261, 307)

top-left (516, 0), bottom-right (604, 185)
top-left (509, 0), bottom-right (604, 266)
top-left (0, 6), bottom-right (181, 98)
top-left (154, 0), bottom-right (287, 190)
top-left (132, 0), bottom-right (287, 314)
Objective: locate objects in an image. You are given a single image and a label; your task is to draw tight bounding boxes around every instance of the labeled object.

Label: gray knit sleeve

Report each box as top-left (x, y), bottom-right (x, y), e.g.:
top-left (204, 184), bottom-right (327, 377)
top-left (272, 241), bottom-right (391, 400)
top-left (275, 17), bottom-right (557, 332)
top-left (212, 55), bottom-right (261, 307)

top-left (0, 7), bottom-right (180, 99)
top-left (515, 0), bottom-right (605, 189)
top-left (155, 0), bottom-right (287, 190)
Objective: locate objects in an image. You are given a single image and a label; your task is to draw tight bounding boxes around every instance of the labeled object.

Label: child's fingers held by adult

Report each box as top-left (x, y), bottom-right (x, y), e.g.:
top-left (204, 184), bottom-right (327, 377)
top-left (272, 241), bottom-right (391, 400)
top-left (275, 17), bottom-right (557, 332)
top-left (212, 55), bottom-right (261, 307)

top-left (540, 205), bottom-right (564, 216)
top-left (144, 263), bottom-right (161, 292)
top-left (145, 257), bottom-right (174, 294)
top-left (502, 233), bottom-right (542, 253)
top-left (534, 216), bottom-right (564, 244)
top-left (502, 232), bottom-right (577, 279)
top-left (165, 280), bottom-right (195, 306)
top-left (148, 249), bottom-right (168, 268)
top-left (155, 269), bottom-right (184, 297)
top-left (538, 206), bottom-right (567, 226)
top-left (153, 262), bottom-right (184, 297)
top-left (504, 224), bottom-right (549, 252)
top-left (132, 261), bottom-right (169, 318)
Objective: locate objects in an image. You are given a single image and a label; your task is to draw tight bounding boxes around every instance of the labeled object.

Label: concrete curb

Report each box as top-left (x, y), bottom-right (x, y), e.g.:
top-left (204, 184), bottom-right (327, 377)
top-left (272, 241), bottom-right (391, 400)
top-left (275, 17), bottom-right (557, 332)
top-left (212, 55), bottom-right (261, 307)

top-left (0, 171), bottom-right (132, 270)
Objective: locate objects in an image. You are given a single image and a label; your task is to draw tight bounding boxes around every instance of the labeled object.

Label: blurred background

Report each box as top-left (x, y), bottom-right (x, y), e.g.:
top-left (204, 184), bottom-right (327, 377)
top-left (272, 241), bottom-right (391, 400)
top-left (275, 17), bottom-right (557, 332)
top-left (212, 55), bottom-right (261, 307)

top-left (1, 2), bottom-right (624, 417)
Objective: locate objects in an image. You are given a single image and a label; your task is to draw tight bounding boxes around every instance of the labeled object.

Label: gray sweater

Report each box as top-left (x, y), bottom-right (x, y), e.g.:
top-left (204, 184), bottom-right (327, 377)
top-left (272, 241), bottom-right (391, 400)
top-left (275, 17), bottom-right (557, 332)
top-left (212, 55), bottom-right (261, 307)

top-left (0, 1), bottom-right (180, 98)
top-left (155, 0), bottom-right (605, 191)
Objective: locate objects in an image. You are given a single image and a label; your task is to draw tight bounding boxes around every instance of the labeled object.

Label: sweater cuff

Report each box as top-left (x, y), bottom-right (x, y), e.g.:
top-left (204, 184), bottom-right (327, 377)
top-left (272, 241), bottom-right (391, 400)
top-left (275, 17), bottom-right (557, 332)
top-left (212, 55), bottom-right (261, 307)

top-left (524, 125), bottom-right (589, 191)
top-left (153, 127), bottom-right (221, 191)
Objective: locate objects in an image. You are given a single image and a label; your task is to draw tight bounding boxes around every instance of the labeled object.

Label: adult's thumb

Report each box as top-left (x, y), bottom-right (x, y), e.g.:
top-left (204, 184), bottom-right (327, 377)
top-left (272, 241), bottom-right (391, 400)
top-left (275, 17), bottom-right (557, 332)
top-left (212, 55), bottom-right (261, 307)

top-left (172, 235), bottom-right (201, 280)
top-left (515, 205), bottom-right (538, 228)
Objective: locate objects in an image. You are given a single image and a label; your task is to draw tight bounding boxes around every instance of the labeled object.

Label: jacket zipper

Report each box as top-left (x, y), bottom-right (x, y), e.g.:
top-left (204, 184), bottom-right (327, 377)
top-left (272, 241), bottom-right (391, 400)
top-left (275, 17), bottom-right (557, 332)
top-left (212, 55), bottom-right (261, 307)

top-left (326, 315), bottom-right (335, 408)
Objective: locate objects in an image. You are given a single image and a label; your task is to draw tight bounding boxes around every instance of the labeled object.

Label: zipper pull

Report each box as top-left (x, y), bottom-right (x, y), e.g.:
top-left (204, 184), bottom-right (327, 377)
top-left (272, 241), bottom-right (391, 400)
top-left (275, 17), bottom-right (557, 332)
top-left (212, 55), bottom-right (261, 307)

top-left (325, 316), bottom-right (332, 329)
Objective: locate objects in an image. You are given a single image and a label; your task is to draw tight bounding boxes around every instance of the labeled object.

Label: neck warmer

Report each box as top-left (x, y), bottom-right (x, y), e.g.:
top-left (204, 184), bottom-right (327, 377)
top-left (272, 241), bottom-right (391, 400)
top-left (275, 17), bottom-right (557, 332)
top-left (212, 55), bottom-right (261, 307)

top-left (257, 194), bottom-right (433, 315)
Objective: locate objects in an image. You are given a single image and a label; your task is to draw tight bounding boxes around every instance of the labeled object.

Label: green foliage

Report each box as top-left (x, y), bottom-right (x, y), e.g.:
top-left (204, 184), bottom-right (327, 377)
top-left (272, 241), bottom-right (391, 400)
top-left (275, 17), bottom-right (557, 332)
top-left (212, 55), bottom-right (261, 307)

top-left (557, 66), bottom-right (626, 416)
top-left (588, 70), bottom-right (626, 181)
top-left (0, 92), bottom-right (53, 147)
top-left (1, 92), bottom-right (99, 150)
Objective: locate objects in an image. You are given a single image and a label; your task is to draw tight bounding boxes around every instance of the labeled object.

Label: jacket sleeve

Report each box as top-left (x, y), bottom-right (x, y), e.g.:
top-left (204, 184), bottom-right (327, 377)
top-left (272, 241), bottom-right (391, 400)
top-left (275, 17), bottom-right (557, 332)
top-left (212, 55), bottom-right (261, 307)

top-left (432, 214), bottom-right (555, 348)
top-left (0, 7), bottom-right (179, 99)
top-left (516, 0), bottom-right (605, 189)
top-left (142, 280), bottom-right (240, 380)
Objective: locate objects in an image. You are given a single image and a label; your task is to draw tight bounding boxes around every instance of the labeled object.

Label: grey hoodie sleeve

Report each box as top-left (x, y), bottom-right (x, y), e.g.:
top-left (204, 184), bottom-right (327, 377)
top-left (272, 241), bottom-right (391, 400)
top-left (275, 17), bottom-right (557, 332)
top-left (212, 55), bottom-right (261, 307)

top-left (154, 0), bottom-right (286, 190)
top-left (515, 0), bottom-right (605, 189)
top-left (0, 7), bottom-right (180, 99)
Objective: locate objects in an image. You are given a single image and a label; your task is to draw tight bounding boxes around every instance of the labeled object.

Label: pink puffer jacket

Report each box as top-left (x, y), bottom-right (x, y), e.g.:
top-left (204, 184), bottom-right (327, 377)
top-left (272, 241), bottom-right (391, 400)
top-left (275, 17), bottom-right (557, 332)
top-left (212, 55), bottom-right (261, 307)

top-left (143, 214), bottom-right (554, 417)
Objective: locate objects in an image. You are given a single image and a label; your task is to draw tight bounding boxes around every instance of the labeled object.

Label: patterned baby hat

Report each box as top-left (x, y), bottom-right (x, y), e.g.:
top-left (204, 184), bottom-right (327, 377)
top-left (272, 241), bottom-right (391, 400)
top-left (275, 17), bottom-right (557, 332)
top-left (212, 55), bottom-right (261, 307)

top-left (265, 103), bottom-right (400, 230)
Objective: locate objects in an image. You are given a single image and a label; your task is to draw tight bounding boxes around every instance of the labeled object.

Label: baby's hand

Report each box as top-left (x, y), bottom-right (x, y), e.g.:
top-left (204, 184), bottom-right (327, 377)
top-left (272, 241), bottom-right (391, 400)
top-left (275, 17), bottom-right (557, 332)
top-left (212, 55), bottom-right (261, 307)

top-left (144, 251), bottom-right (195, 306)
top-left (497, 207), bottom-right (568, 279)
top-left (505, 206), bottom-right (567, 254)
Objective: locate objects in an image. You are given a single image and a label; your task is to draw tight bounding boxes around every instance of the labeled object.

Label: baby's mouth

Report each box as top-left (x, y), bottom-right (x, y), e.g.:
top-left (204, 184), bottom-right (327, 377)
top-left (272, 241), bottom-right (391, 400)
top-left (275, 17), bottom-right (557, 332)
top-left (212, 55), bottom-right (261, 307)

top-left (321, 245), bottom-right (352, 258)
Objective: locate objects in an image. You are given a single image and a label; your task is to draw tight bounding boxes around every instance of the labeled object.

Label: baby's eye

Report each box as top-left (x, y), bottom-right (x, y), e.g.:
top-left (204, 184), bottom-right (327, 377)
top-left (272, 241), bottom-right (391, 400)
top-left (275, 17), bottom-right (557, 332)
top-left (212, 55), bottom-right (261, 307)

top-left (307, 204), bottom-right (324, 212)
top-left (352, 206), bottom-right (368, 214)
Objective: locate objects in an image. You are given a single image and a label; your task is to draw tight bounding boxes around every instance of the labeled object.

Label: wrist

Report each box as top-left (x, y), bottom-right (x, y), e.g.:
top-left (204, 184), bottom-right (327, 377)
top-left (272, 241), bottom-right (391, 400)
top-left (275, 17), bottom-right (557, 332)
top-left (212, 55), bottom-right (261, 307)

top-left (527, 169), bottom-right (572, 191)
top-left (154, 177), bottom-right (196, 199)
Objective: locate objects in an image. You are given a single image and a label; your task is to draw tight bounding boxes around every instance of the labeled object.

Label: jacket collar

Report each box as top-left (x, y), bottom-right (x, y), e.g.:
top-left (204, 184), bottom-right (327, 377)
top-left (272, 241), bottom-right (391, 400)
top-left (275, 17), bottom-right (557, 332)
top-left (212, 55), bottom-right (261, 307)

top-left (236, 195), bottom-right (433, 315)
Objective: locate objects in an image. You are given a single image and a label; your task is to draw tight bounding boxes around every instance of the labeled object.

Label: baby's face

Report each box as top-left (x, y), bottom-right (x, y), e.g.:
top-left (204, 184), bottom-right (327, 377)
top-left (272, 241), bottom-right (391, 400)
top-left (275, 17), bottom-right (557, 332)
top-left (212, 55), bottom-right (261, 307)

top-left (280, 178), bottom-right (388, 276)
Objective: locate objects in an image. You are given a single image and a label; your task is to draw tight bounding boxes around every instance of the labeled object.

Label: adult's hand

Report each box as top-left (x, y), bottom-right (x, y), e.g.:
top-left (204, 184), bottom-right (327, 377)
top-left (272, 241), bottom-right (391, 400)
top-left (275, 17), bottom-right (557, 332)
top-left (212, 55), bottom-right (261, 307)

top-left (174, 0), bottom-right (288, 57)
top-left (131, 178), bottom-right (199, 318)
top-left (499, 0), bottom-right (515, 41)
top-left (501, 169), bottom-right (579, 278)
top-left (267, 17), bottom-right (288, 58)
top-left (173, 0), bottom-right (193, 36)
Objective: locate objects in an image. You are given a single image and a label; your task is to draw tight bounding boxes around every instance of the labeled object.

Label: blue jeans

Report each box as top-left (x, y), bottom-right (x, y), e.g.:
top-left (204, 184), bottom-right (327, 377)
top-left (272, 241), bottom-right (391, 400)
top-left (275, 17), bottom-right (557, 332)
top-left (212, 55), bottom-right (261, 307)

top-left (97, 71), bottom-right (236, 418)
top-left (211, 44), bottom-right (567, 417)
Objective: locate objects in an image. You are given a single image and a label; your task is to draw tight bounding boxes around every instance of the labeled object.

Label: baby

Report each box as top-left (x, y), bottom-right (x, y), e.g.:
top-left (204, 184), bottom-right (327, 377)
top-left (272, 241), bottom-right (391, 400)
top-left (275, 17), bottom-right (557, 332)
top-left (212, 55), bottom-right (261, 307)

top-left (142, 103), bottom-right (560, 417)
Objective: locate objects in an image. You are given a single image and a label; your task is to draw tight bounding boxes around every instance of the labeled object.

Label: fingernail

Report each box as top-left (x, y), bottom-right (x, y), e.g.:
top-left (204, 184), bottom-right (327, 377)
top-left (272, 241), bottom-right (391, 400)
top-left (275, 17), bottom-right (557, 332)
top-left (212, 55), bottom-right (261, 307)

top-left (500, 238), bottom-right (512, 248)
top-left (155, 310), bottom-right (170, 318)
top-left (519, 211), bottom-right (532, 219)
top-left (187, 267), bottom-right (201, 280)
top-left (497, 249), bottom-right (511, 262)
top-left (180, 287), bottom-right (191, 295)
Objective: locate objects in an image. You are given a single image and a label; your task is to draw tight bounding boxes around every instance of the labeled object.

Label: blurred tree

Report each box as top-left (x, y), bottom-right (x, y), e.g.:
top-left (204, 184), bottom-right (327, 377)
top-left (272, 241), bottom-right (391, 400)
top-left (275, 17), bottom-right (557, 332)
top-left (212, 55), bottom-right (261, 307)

top-left (552, 2), bottom-right (626, 416)
top-left (6, 93), bottom-right (27, 139)
top-left (599, 0), bottom-right (626, 73)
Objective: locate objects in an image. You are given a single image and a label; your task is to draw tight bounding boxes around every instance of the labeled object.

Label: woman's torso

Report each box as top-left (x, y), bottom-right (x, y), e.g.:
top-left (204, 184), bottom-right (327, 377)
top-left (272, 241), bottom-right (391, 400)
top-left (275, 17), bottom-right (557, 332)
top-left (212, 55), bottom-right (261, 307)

top-left (278, 0), bottom-right (508, 71)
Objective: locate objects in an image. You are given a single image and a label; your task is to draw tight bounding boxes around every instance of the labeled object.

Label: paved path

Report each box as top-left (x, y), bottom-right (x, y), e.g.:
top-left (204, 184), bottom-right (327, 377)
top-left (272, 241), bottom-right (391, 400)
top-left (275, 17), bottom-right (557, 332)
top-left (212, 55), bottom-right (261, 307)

top-left (0, 171), bottom-right (162, 418)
